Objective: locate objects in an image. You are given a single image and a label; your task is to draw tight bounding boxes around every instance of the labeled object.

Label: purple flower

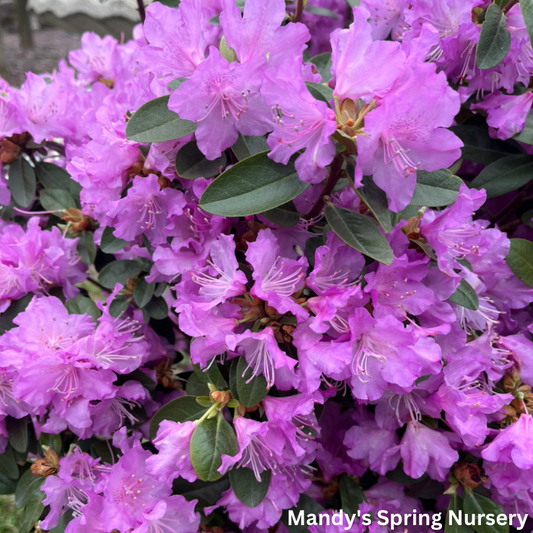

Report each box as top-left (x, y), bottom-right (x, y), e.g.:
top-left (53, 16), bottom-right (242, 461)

top-left (131, 496), bottom-right (200, 533)
top-left (169, 48), bottom-right (271, 160)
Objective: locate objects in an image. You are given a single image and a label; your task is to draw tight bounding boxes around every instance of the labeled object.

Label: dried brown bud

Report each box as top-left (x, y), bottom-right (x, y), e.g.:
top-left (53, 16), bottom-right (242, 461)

top-left (126, 278), bottom-right (138, 291)
top-left (0, 139), bottom-right (21, 164)
top-left (158, 176), bottom-right (172, 189)
top-left (453, 462), bottom-right (484, 489)
top-left (210, 391), bottom-right (230, 407)
top-left (31, 448), bottom-right (59, 477)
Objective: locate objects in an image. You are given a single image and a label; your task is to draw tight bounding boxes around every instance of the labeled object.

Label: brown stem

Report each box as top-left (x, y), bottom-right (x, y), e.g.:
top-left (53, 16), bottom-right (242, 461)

top-left (137, 0), bottom-right (146, 23)
top-left (304, 154), bottom-right (344, 220)
top-left (503, 0), bottom-right (519, 14)
top-left (294, 0), bottom-right (305, 23)
top-left (498, 218), bottom-right (522, 234)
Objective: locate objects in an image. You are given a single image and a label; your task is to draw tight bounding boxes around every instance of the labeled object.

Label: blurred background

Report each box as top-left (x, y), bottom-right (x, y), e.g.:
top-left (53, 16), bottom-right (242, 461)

top-left (0, 0), bottom-right (158, 86)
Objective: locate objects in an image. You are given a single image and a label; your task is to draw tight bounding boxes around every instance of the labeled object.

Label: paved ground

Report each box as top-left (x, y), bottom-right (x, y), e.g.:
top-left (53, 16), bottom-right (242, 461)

top-left (2, 29), bottom-right (82, 86)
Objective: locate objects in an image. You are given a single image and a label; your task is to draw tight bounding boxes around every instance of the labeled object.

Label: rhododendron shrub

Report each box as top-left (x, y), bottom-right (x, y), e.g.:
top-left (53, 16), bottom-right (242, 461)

top-left (3, 0), bottom-right (533, 531)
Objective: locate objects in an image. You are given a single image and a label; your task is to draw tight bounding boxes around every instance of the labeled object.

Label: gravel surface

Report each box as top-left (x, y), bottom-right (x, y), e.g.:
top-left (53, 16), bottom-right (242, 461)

top-left (2, 29), bottom-right (82, 87)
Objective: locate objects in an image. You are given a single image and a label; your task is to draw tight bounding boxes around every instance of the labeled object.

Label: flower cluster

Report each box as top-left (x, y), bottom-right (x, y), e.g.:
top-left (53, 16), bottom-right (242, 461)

top-left (1, 0), bottom-right (533, 532)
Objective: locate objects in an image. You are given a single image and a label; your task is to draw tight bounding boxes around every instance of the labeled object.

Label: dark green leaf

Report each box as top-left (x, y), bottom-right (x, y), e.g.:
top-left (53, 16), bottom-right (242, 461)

top-left (0, 294), bottom-right (32, 335)
top-left (463, 491), bottom-right (509, 533)
top-left (190, 414), bottom-right (238, 482)
top-left (172, 476), bottom-right (230, 506)
top-left (0, 472), bottom-right (18, 494)
top-left (260, 201), bottom-right (300, 227)
top-left (109, 297), bottom-right (130, 317)
top-left (449, 125), bottom-right (522, 165)
top-left (229, 359), bottom-right (239, 401)
top-left (144, 296), bottom-right (168, 320)
top-left (236, 356), bottom-right (268, 408)
top-left (386, 463), bottom-right (426, 485)
top-left (445, 494), bottom-right (474, 533)
top-left (168, 77), bottom-right (187, 90)
top-left (100, 226), bottom-right (128, 253)
top-left (77, 231), bottom-right (96, 266)
top-left (133, 278), bottom-right (156, 308)
top-left (15, 469), bottom-right (45, 509)
top-left (200, 152), bottom-right (309, 217)
top-left (98, 260), bottom-right (141, 289)
top-left (48, 510), bottom-right (74, 533)
top-left (35, 162), bottom-right (81, 200)
top-left (0, 446), bottom-right (19, 480)
top-left (305, 4), bottom-right (338, 17)
top-left (506, 238), bottom-right (533, 287)
top-left (19, 490), bottom-right (44, 532)
top-left (513, 108), bottom-right (533, 144)
top-left (448, 279), bottom-right (479, 310)
top-left (356, 175), bottom-right (394, 233)
top-left (476, 4), bottom-right (511, 70)
top-left (39, 433), bottom-right (62, 455)
top-left (126, 95), bottom-right (197, 143)
top-left (411, 170), bottom-right (463, 207)
top-left (470, 154), bottom-right (533, 198)
top-left (149, 396), bottom-right (209, 439)
top-left (6, 417), bottom-right (28, 453)
top-left (175, 140), bottom-right (228, 180)
top-left (339, 475), bottom-right (365, 516)
top-left (309, 53), bottom-right (332, 83)
top-left (39, 188), bottom-right (76, 212)
top-left (138, 256), bottom-right (153, 272)
top-left (65, 296), bottom-right (101, 322)
top-left (519, 0), bottom-right (533, 64)
top-left (521, 208), bottom-right (533, 228)
top-left (324, 203), bottom-right (393, 265)
top-left (186, 373), bottom-right (211, 396)
top-left (9, 158), bottom-right (36, 207)
top-left (154, 282), bottom-right (167, 298)
top-left (231, 134), bottom-right (269, 161)
top-left (229, 467), bottom-right (271, 508)
top-left (193, 363), bottom-right (221, 387)
top-left (305, 82), bottom-right (334, 105)
top-left (282, 494), bottom-right (325, 533)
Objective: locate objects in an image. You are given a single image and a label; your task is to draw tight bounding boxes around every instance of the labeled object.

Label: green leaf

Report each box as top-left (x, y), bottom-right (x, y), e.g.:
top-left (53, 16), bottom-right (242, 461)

top-left (476, 4), bottom-right (511, 70)
top-left (448, 279), bottom-right (480, 310)
top-left (521, 208), bottom-right (533, 228)
top-left (519, 0), bottom-right (533, 63)
top-left (168, 77), bottom-right (187, 90)
top-left (463, 491), bottom-right (509, 533)
top-left (385, 463), bottom-right (426, 485)
top-left (512, 108), bottom-right (533, 144)
top-left (260, 201), bottom-right (300, 227)
top-left (449, 125), bottom-right (522, 165)
top-left (77, 231), bottom-right (96, 266)
top-left (9, 158), bottom-right (36, 207)
top-left (100, 226), bottom-right (128, 253)
top-left (35, 162), bottom-right (81, 199)
top-left (410, 170), bottom-right (463, 207)
top-left (505, 238), bottom-right (533, 287)
top-left (470, 154), bottom-right (533, 198)
top-left (39, 188), bottom-right (76, 212)
top-left (133, 278), bottom-right (156, 308)
top-left (235, 356), bottom-right (268, 408)
top-left (48, 510), bottom-right (74, 533)
top-left (356, 175), bottom-right (394, 233)
top-left (282, 494), bottom-right (325, 533)
top-left (324, 203), bottom-right (393, 265)
top-left (6, 417), bottom-right (28, 453)
top-left (98, 260), bottom-right (141, 289)
top-left (0, 294), bottom-right (32, 335)
top-left (193, 363), bottom-right (222, 387)
top-left (305, 82), bottom-right (334, 105)
top-left (445, 494), bottom-right (474, 533)
top-left (190, 414), bottom-right (238, 482)
top-left (186, 372), bottom-right (211, 397)
top-left (19, 490), bottom-right (44, 533)
top-left (229, 467), bottom-right (271, 508)
top-left (309, 53), bottom-right (332, 83)
top-left (39, 433), bottom-right (62, 455)
top-left (149, 396), bottom-right (209, 439)
top-left (65, 296), bottom-right (101, 322)
top-left (15, 469), bottom-right (45, 509)
top-left (339, 475), bottom-right (365, 516)
top-left (109, 297), bottom-right (130, 317)
top-left (0, 446), bottom-right (19, 480)
top-left (175, 140), bottom-right (228, 180)
top-left (200, 152), bottom-right (309, 217)
top-left (125, 95), bottom-right (197, 143)
top-left (144, 296), bottom-right (169, 320)
top-left (231, 134), bottom-right (269, 161)
top-left (0, 472), bottom-right (18, 494)
top-left (305, 4), bottom-right (338, 17)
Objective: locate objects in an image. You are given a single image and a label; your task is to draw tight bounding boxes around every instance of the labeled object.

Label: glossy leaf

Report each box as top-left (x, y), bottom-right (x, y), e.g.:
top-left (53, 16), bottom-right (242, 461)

top-left (66, 296), bottom-right (101, 322)
top-left (463, 491), bottom-right (509, 533)
top-left (39, 188), bottom-right (76, 212)
top-left (339, 475), bottom-right (365, 516)
top-left (0, 446), bottom-right (19, 480)
top-left (470, 155), bottom-right (533, 198)
top-left (144, 296), bottom-right (169, 320)
top-left (39, 433), bottom-right (62, 455)
top-left (35, 162), bottom-right (81, 199)
top-left (513, 108), bottom-right (533, 145)
top-left (6, 416), bottom-right (28, 453)
top-left (149, 396), bottom-right (209, 439)
top-left (309, 53), bottom-right (332, 82)
top-left (125, 95), bottom-right (197, 143)
top-left (445, 494), bottom-right (474, 533)
top-left (229, 467), bottom-right (271, 508)
top-left (98, 260), bottom-right (141, 289)
top-left (356, 175), bottom-right (394, 232)
top-left (231, 134), bottom-right (269, 161)
top-left (175, 140), bottom-right (228, 180)
top-left (448, 279), bottom-right (479, 310)
top-left (15, 469), bottom-right (45, 509)
top-left (305, 82), bottom-right (333, 105)
top-left (100, 226), bottom-right (128, 253)
top-left (260, 201), bottom-right (300, 227)
top-left (172, 476), bottom-right (230, 506)
top-left (282, 494), bottom-right (325, 533)
top-left (410, 170), bottom-right (463, 207)
top-left (476, 4), bottom-right (511, 70)
top-left (77, 231), bottom-right (96, 266)
top-left (236, 356), bottom-right (268, 408)
top-left (133, 278), bottom-right (155, 308)
top-left (9, 157), bottom-right (36, 207)
top-left (190, 414), bottom-right (238, 482)
top-left (19, 490), bottom-right (44, 533)
top-left (506, 238), bottom-right (533, 287)
top-left (324, 203), bottom-right (393, 265)
top-left (200, 152), bottom-right (309, 217)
